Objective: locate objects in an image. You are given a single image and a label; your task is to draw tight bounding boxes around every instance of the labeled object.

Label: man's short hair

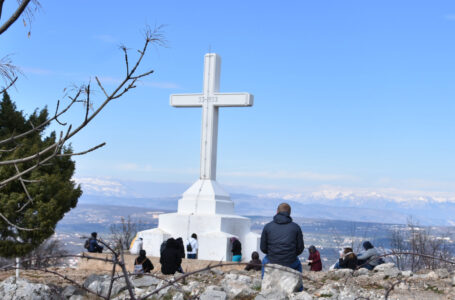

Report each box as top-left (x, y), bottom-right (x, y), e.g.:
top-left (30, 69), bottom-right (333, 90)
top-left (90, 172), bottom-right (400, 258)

top-left (191, 233), bottom-right (197, 239)
top-left (277, 203), bottom-right (291, 214)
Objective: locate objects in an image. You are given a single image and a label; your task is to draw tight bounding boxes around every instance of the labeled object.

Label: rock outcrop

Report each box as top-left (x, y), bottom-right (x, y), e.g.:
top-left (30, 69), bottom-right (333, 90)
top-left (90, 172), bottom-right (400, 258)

top-left (2, 263), bottom-right (455, 299)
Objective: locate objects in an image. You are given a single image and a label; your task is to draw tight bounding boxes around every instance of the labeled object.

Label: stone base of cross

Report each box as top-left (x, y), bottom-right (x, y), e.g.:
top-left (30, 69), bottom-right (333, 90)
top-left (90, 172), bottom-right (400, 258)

top-left (137, 53), bottom-right (261, 261)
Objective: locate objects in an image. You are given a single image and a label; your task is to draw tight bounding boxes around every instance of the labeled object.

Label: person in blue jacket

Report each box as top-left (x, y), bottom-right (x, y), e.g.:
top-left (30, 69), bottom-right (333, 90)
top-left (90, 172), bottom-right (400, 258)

top-left (260, 203), bottom-right (304, 278)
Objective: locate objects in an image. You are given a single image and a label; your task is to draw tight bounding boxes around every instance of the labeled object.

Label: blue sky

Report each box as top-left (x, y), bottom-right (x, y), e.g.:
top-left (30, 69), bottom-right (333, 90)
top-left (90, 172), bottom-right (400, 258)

top-left (2, 1), bottom-right (455, 198)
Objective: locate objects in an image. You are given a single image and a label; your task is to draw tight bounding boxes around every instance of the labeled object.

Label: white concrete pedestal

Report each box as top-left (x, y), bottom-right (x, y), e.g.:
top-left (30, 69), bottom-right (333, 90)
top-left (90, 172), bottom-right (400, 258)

top-left (138, 180), bottom-right (261, 261)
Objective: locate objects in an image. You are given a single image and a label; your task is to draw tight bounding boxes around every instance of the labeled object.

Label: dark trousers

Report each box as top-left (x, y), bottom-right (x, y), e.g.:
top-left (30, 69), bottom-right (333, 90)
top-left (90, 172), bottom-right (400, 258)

top-left (187, 253), bottom-right (197, 259)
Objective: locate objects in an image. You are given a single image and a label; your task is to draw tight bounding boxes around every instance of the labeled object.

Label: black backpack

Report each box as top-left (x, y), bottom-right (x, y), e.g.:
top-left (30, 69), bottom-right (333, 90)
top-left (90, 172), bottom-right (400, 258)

top-left (186, 242), bottom-right (192, 252)
top-left (84, 239), bottom-right (90, 250)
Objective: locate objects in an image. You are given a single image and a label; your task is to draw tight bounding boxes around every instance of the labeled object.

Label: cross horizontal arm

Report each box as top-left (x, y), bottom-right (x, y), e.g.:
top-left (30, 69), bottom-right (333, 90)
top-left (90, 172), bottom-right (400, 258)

top-left (170, 94), bottom-right (203, 107)
top-left (213, 93), bottom-right (253, 107)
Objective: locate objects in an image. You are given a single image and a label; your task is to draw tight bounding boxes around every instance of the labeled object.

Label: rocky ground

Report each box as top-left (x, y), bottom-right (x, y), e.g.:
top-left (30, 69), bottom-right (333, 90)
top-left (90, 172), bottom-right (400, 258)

top-left (0, 262), bottom-right (455, 299)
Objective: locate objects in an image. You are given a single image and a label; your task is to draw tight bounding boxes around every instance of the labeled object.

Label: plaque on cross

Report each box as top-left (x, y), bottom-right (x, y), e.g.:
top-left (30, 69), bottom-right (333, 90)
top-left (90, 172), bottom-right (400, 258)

top-left (170, 53), bottom-right (253, 181)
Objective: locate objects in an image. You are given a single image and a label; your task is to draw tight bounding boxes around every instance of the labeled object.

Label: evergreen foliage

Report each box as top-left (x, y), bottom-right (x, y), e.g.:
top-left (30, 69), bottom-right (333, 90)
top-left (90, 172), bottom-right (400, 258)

top-left (0, 92), bottom-right (81, 257)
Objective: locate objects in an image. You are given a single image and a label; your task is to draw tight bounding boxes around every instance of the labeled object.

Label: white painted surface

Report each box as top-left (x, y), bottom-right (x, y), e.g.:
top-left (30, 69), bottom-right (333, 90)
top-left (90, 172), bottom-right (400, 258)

top-left (170, 53), bottom-right (253, 181)
top-left (138, 53), bottom-right (260, 261)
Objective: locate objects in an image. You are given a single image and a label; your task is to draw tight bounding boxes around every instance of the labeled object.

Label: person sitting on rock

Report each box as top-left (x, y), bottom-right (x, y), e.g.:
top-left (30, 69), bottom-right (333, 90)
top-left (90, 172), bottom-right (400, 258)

top-left (160, 238), bottom-right (183, 275)
top-left (308, 245), bottom-right (322, 271)
top-left (260, 203), bottom-right (305, 278)
top-left (245, 251), bottom-right (262, 271)
top-left (335, 247), bottom-right (357, 270)
top-left (134, 249), bottom-right (154, 273)
top-left (357, 241), bottom-right (381, 270)
top-left (87, 232), bottom-right (103, 253)
top-left (230, 237), bottom-right (242, 262)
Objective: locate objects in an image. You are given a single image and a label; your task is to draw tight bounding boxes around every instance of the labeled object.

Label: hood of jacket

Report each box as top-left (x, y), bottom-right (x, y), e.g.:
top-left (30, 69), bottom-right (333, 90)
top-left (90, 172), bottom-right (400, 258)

top-left (273, 211), bottom-right (293, 224)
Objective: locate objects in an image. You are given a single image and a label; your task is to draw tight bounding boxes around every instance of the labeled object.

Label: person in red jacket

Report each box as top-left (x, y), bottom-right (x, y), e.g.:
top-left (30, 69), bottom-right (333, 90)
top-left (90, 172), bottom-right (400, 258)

top-left (308, 245), bottom-right (322, 271)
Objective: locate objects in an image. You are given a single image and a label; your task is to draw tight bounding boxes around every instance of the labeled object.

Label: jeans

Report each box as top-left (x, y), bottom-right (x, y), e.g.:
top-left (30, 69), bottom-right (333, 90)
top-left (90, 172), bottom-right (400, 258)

top-left (261, 256), bottom-right (303, 291)
top-left (187, 253), bottom-right (197, 259)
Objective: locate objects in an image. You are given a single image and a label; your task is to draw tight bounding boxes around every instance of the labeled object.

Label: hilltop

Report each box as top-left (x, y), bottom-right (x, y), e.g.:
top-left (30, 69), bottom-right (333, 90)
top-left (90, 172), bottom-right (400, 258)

top-left (1, 256), bottom-right (454, 299)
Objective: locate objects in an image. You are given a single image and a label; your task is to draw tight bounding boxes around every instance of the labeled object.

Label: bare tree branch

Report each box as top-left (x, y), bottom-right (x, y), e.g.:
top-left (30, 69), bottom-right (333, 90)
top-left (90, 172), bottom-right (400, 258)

top-left (0, 0), bottom-right (31, 35)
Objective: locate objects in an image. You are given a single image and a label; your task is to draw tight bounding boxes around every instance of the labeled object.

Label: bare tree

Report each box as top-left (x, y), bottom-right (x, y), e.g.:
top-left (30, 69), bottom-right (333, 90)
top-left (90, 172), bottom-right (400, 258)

top-left (20, 238), bottom-right (68, 268)
top-left (110, 216), bottom-right (143, 251)
top-left (389, 219), bottom-right (453, 271)
top-left (0, 0), bottom-right (166, 235)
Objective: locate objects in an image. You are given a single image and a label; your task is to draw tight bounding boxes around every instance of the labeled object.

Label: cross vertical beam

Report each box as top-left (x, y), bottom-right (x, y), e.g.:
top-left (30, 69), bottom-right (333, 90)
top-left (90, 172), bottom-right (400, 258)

top-left (170, 53), bottom-right (253, 182)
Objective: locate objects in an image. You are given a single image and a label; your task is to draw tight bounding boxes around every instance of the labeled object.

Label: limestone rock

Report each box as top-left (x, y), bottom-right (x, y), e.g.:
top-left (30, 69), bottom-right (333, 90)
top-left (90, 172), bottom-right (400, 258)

top-left (200, 289), bottom-right (227, 300)
top-left (402, 270), bottom-right (413, 277)
top-left (353, 268), bottom-right (369, 276)
top-left (424, 271), bottom-right (439, 280)
top-left (436, 268), bottom-right (449, 279)
top-left (205, 285), bottom-right (223, 291)
top-left (62, 285), bottom-right (81, 299)
top-left (0, 276), bottom-right (61, 300)
top-left (373, 262), bottom-right (395, 272)
top-left (289, 291), bottom-right (313, 300)
top-left (211, 268), bottom-right (224, 276)
top-left (262, 263), bottom-right (302, 294)
top-left (87, 275), bottom-right (127, 298)
top-left (255, 288), bottom-right (288, 300)
top-left (315, 284), bottom-right (338, 299)
top-left (82, 274), bottom-right (105, 288)
top-left (328, 268), bottom-right (353, 279)
top-left (221, 275), bottom-right (256, 299)
top-left (252, 278), bottom-right (262, 290)
top-left (130, 275), bottom-right (160, 288)
top-left (172, 292), bottom-right (185, 300)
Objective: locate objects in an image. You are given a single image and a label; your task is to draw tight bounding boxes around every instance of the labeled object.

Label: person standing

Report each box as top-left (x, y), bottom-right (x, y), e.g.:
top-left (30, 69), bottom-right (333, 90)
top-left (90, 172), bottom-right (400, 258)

top-left (230, 237), bottom-right (242, 262)
top-left (308, 245), bottom-right (322, 271)
top-left (160, 238), bottom-right (183, 275)
top-left (186, 233), bottom-right (198, 259)
top-left (260, 203), bottom-right (304, 278)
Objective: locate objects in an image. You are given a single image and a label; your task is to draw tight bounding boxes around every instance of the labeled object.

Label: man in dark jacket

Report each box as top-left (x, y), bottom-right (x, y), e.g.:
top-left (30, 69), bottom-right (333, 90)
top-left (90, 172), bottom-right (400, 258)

top-left (260, 203), bottom-right (304, 277)
top-left (88, 232), bottom-right (103, 253)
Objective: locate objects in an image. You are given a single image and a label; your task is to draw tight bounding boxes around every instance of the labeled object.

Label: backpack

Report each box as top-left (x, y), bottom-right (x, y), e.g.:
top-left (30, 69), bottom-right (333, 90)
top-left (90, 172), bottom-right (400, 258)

top-left (84, 239), bottom-right (90, 250)
top-left (186, 242), bottom-right (193, 252)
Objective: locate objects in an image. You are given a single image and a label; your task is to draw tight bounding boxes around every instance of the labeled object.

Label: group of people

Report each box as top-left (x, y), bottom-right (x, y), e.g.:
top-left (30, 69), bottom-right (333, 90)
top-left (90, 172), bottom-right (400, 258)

top-left (304, 241), bottom-right (383, 272)
top-left (85, 203), bottom-right (383, 278)
top-left (132, 233), bottom-right (200, 275)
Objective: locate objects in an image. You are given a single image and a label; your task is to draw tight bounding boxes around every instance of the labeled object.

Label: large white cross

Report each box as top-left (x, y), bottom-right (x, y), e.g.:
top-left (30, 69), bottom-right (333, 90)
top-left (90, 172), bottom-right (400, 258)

top-left (171, 53), bottom-right (253, 180)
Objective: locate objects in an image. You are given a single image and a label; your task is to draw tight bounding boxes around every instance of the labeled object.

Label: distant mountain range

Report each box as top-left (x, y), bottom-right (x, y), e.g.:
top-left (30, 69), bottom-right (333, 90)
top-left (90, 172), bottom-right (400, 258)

top-left (75, 177), bottom-right (455, 226)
